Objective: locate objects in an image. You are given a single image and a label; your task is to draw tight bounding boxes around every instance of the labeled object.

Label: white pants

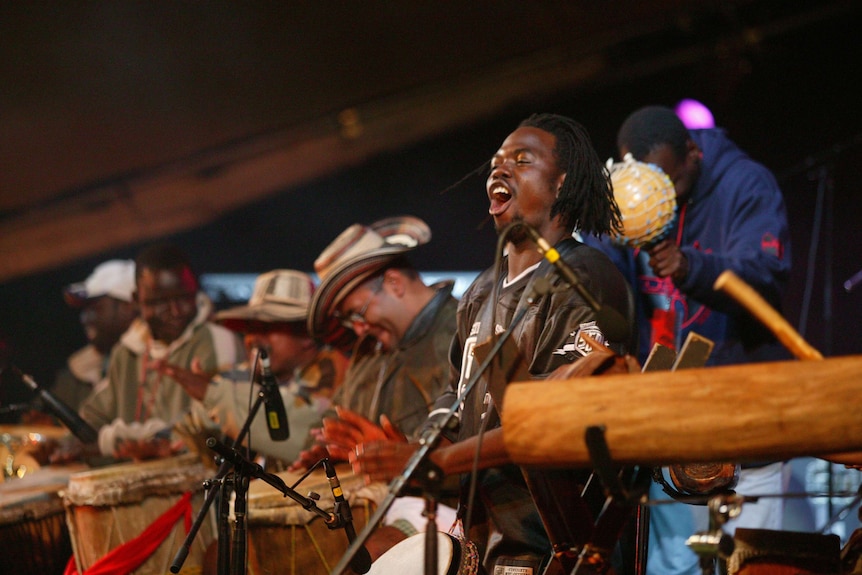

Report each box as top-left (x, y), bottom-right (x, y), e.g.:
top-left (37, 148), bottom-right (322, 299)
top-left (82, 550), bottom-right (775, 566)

top-left (383, 496), bottom-right (459, 534)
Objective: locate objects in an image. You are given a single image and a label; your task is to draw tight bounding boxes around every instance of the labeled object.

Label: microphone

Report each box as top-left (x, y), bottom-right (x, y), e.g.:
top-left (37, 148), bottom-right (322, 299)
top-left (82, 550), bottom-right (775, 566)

top-left (323, 458), bottom-right (372, 574)
top-left (844, 268), bottom-right (862, 293)
top-left (519, 223), bottom-right (631, 343)
top-left (258, 349), bottom-right (289, 441)
top-left (15, 367), bottom-right (98, 444)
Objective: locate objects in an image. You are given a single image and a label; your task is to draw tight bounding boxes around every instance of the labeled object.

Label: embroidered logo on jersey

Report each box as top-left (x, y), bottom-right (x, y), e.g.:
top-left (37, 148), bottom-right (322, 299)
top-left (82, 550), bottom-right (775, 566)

top-left (761, 232), bottom-right (783, 258)
top-left (553, 320), bottom-right (606, 359)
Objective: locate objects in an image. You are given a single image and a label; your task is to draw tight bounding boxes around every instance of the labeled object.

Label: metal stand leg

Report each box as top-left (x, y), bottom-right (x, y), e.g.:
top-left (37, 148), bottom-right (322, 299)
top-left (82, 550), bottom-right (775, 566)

top-left (685, 495), bottom-right (741, 575)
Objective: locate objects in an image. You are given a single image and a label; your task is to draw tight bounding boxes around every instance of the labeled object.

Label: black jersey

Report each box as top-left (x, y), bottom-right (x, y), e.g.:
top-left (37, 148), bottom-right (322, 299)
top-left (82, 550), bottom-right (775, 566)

top-left (426, 237), bottom-right (633, 573)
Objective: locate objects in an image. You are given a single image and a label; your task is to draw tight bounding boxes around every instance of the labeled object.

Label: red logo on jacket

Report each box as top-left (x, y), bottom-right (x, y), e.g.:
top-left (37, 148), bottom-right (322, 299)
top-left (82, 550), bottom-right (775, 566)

top-left (761, 233), bottom-right (783, 258)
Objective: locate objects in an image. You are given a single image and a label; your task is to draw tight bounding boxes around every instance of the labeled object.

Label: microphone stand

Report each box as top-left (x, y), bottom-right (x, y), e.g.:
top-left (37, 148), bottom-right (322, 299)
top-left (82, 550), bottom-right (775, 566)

top-left (421, 464), bottom-right (445, 575)
top-left (205, 438), bottom-right (338, 575)
top-left (329, 278), bottom-right (551, 575)
top-left (170, 353), bottom-right (278, 575)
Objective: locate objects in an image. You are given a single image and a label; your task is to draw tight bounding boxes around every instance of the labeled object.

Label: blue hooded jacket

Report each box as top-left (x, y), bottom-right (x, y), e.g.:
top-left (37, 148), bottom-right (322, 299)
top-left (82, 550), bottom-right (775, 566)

top-left (587, 127), bottom-right (792, 366)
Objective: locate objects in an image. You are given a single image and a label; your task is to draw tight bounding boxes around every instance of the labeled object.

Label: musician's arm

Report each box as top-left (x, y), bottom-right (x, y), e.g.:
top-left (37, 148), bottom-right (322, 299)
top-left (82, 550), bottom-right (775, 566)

top-left (429, 341), bottom-right (635, 475)
top-left (431, 427), bottom-right (511, 475)
top-left (823, 452), bottom-right (862, 470)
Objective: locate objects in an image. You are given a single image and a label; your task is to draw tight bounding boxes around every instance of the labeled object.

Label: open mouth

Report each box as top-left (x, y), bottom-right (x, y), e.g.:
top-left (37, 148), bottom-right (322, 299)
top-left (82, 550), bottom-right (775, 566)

top-left (488, 184), bottom-right (512, 215)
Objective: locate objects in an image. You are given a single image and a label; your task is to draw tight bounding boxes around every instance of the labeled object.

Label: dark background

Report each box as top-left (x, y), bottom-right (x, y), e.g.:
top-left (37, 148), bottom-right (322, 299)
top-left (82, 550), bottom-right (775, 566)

top-left (1, 2), bottom-right (861, 406)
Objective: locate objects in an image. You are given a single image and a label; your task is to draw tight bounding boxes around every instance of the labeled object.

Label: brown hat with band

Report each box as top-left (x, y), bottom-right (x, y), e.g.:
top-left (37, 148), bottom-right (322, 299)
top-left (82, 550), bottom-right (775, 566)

top-left (215, 269), bottom-right (314, 332)
top-left (308, 216), bottom-right (431, 340)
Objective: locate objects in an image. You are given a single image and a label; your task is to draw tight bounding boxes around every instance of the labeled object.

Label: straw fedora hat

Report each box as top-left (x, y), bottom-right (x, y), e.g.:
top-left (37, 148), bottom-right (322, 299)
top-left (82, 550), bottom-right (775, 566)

top-left (307, 216), bottom-right (431, 339)
top-left (215, 269), bottom-right (314, 332)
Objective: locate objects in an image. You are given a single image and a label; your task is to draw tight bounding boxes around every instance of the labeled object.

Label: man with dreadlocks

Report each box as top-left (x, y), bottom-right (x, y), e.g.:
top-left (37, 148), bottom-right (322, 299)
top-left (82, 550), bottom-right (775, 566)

top-left (350, 114), bottom-right (634, 574)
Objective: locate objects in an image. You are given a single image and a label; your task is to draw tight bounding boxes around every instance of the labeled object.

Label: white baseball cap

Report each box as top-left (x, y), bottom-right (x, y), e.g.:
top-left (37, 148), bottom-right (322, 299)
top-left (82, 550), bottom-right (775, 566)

top-left (64, 259), bottom-right (136, 306)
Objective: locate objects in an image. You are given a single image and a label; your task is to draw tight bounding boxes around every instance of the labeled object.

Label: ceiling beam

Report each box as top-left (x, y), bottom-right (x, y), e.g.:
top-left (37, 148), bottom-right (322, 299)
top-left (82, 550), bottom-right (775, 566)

top-left (0, 49), bottom-right (608, 283)
top-left (1, 0), bottom-right (851, 283)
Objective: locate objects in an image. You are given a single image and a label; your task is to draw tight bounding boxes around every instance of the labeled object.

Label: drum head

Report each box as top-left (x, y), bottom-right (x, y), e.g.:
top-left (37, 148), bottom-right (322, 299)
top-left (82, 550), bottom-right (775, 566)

top-left (368, 532), bottom-right (478, 575)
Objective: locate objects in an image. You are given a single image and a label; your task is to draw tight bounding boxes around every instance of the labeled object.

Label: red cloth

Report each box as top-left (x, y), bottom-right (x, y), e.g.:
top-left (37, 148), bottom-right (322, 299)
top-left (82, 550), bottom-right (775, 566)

top-left (65, 491), bottom-right (194, 575)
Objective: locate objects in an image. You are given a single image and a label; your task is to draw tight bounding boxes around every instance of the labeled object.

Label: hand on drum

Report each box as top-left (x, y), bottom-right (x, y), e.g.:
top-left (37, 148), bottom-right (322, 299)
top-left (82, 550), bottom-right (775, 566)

top-left (149, 357), bottom-right (214, 401)
top-left (288, 407), bottom-right (408, 472)
top-left (322, 406), bottom-right (407, 461)
top-left (646, 238), bottom-right (689, 283)
top-left (351, 440), bottom-right (421, 484)
top-left (48, 435), bottom-right (100, 465)
top-left (288, 442), bottom-right (329, 472)
top-left (113, 436), bottom-right (185, 461)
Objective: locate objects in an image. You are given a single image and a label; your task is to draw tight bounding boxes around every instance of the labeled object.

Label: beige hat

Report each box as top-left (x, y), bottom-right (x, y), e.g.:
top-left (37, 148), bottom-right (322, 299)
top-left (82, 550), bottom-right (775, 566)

top-left (215, 269), bottom-right (314, 332)
top-left (64, 259), bottom-right (136, 306)
top-left (307, 216), bottom-right (431, 339)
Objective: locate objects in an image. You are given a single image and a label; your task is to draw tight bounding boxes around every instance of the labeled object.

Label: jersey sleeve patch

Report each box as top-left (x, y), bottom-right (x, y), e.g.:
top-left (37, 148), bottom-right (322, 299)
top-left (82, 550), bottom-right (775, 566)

top-left (553, 320), bottom-right (606, 360)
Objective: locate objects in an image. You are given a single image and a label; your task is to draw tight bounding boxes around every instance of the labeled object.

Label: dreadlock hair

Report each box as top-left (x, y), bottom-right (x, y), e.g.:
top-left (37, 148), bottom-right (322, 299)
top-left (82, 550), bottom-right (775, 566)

top-left (616, 105), bottom-right (690, 161)
top-left (518, 113), bottom-right (622, 237)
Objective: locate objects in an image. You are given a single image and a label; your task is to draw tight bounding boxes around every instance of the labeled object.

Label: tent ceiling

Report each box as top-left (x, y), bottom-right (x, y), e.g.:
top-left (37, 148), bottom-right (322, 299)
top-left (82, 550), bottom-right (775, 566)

top-left (0, 1), bottom-right (856, 282)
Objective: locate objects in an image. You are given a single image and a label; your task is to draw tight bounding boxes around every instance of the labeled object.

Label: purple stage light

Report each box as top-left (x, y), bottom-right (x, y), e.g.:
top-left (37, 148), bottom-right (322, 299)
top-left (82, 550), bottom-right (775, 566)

top-left (675, 99), bottom-right (715, 129)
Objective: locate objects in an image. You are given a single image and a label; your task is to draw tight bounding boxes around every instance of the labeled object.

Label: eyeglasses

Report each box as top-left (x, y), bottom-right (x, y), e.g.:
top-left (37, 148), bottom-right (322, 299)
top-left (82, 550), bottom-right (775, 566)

top-left (334, 277), bottom-right (383, 330)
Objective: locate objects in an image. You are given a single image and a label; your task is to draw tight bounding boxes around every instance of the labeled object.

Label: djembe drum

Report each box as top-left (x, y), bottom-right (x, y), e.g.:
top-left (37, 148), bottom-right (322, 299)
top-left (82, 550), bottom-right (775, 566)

top-left (244, 465), bottom-right (387, 575)
top-left (0, 464), bottom-right (83, 575)
top-left (367, 532), bottom-right (480, 575)
top-left (728, 528), bottom-right (842, 574)
top-left (64, 453), bottom-right (215, 575)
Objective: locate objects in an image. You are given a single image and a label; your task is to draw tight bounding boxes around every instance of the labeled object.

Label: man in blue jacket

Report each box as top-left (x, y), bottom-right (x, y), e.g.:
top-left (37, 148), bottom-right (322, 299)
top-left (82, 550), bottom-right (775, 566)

top-left (586, 105), bottom-right (792, 574)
